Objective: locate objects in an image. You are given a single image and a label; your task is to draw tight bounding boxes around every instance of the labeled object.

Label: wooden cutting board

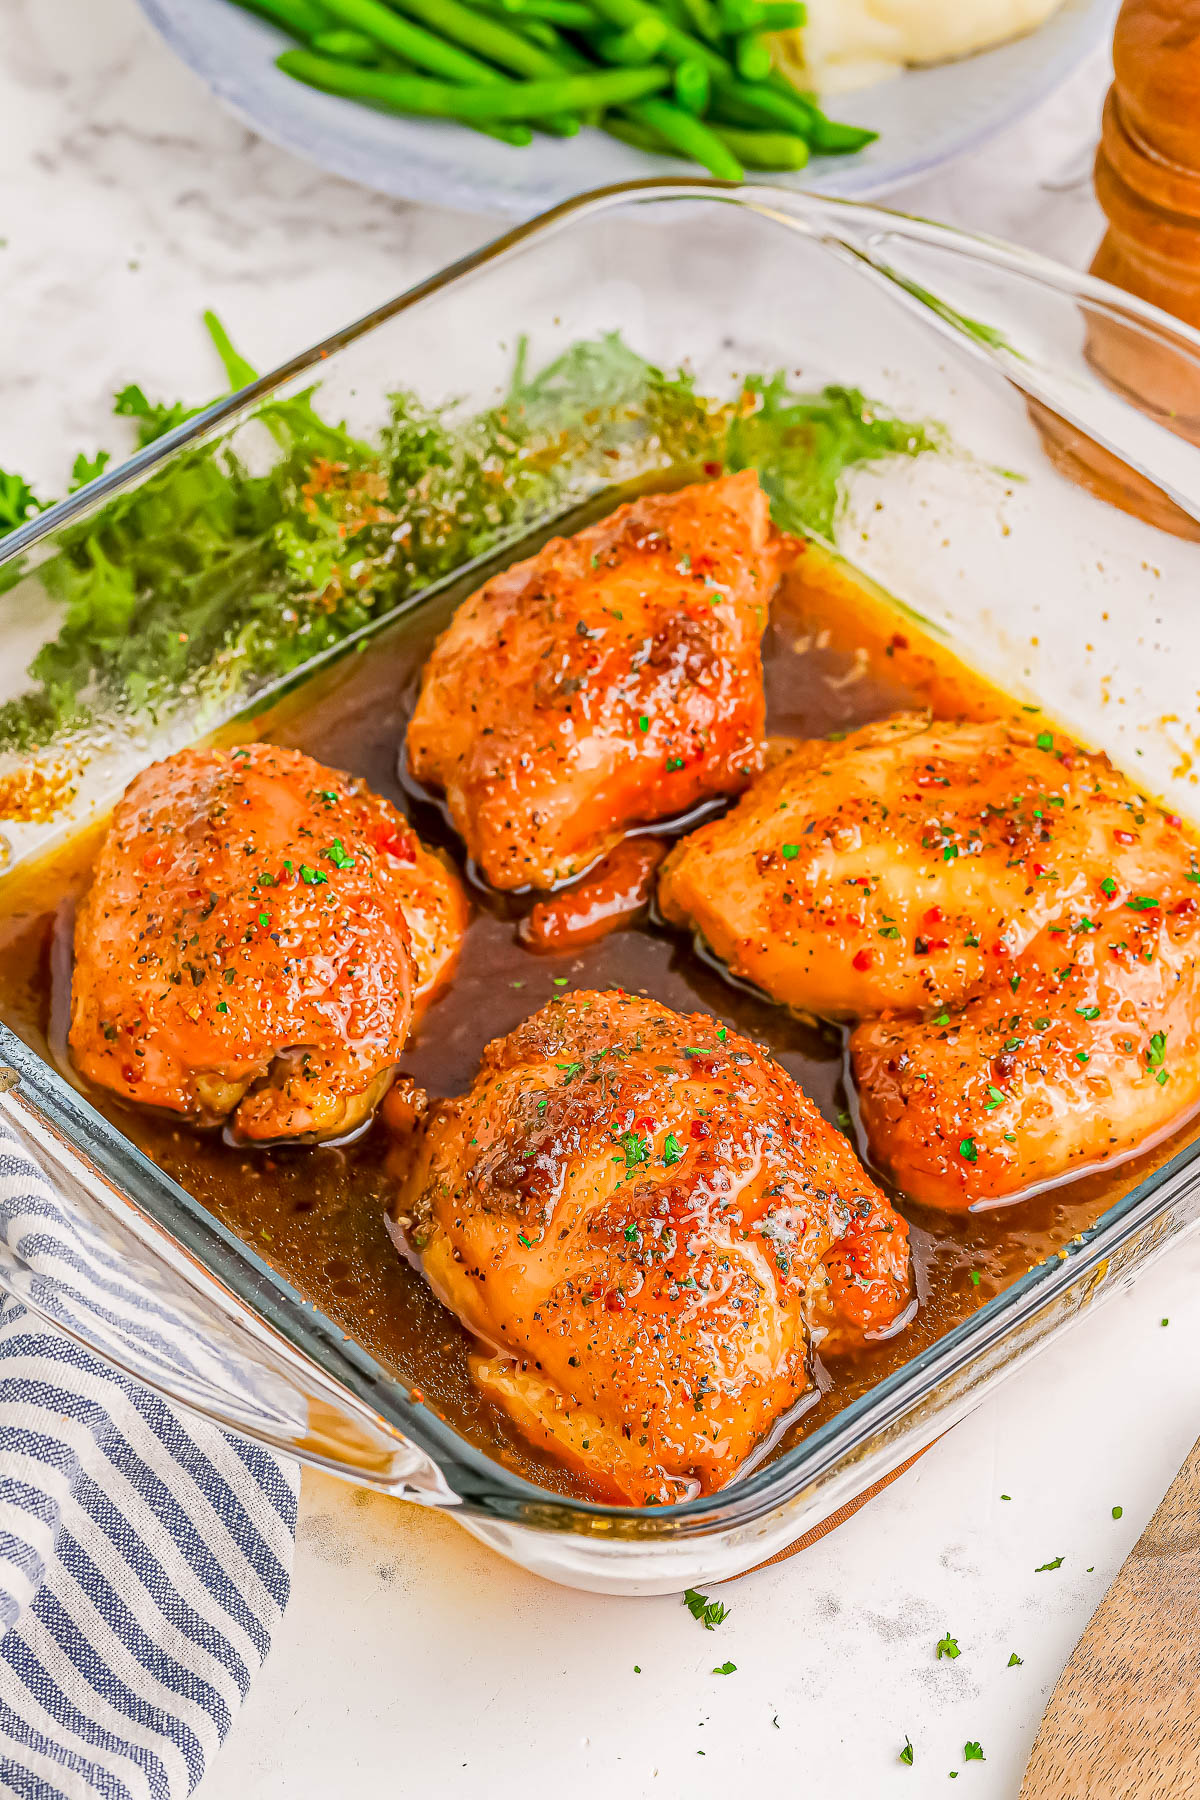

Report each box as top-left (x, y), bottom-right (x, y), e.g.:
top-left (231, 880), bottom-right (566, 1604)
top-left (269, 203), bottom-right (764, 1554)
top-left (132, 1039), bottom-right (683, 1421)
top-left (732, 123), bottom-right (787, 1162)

top-left (1020, 1434), bottom-right (1200, 1799)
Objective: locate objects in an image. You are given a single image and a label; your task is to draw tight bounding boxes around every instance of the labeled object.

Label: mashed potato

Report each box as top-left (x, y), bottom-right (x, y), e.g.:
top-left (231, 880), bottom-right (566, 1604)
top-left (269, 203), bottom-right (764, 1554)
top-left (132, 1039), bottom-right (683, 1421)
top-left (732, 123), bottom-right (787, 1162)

top-left (774, 0), bottom-right (1067, 96)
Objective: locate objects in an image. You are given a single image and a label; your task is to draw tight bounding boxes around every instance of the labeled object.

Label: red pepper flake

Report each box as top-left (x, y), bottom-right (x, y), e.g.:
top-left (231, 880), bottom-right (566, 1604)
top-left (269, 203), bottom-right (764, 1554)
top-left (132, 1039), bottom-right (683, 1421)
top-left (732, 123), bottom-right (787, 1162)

top-left (852, 948), bottom-right (873, 971)
top-left (923, 906), bottom-right (944, 927)
top-left (605, 1291), bottom-right (628, 1312)
top-left (702, 461), bottom-right (722, 478)
top-left (1166, 813), bottom-right (1182, 828)
top-left (992, 942), bottom-right (1010, 957)
top-left (690, 1120), bottom-right (710, 1139)
top-left (1114, 830), bottom-right (1135, 845)
top-left (889, 632), bottom-right (908, 652)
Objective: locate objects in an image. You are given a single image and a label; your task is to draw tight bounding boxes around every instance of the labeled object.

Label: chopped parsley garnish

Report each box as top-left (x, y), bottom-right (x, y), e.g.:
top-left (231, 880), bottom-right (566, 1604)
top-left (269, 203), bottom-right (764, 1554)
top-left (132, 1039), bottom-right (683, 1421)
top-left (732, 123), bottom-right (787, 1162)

top-left (324, 838), bottom-right (355, 869)
top-left (899, 1739), bottom-right (914, 1767)
top-left (984, 1085), bottom-right (1007, 1111)
top-left (553, 976), bottom-right (569, 987)
top-left (933, 1012), bottom-right (950, 1026)
top-left (1035, 1556), bottom-right (1064, 1571)
top-left (1126, 895), bottom-right (1160, 910)
top-left (663, 1132), bottom-right (684, 1165)
top-left (1101, 876), bottom-right (1116, 897)
top-left (935, 1633), bottom-right (961, 1660)
top-left (959, 1137), bottom-right (978, 1163)
top-left (257, 912), bottom-right (270, 928)
top-left (683, 1589), bottom-right (728, 1630)
top-left (1007, 1653), bottom-right (1023, 1667)
top-left (298, 864), bottom-right (327, 885)
top-left (1035, 731), bottom-right (1053, 752)
top-left (1112, 1505), bottom-right (1123, 1519)
top-left (617, 1129), bottom-right (649, 1170)
top-left (1075, 1004), bottom-right (1100, 1020)
top-left (556, 1061), bottom-right (583, 1078)
top-left (637, 715), bottom-right (650, 733)
top-left (1148, 1030), bottom-right (1167, 1068)
top-left (665, 756), bottom-right (685, 773)
top-left (964, 1743), bottom-right (984, 1763)
top-left (969, 1270), bottom-right (982, 1286)
top-left (712, 1661), bottom-right (736, 1675)
top-left (517, 1233), bottom-right (533, 1248)
top-left (781, 843), bottom-right (800, 861)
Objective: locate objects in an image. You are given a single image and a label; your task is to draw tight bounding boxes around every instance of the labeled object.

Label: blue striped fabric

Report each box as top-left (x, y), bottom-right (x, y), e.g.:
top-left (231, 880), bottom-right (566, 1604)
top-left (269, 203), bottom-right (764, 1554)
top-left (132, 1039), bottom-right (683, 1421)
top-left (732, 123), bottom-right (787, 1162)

top-left (0, 1130), bottom-right (298, 1800)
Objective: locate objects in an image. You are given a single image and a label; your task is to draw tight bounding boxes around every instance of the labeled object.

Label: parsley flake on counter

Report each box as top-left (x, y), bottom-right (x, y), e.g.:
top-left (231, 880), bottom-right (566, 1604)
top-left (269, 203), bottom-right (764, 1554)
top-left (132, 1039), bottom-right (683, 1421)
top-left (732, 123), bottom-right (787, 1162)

top-left (1007, 1653), bottom-right (1023, 1667)
top-left (712, 1661), bottom-right (736, 1675)
top-left (935, 1633), bottom-right (961, 1661)
top-left (1035, 1556), bottom-right (1065, 1572)
top-left (964, 1743), bottom-right (984, 1763)
top-left (1112, 1505), bottom-right (1124, 1519)
top-left (683, 1589), bottom-right (728, 1630)
top-left (899, 1738), bottom-right (914, 1766)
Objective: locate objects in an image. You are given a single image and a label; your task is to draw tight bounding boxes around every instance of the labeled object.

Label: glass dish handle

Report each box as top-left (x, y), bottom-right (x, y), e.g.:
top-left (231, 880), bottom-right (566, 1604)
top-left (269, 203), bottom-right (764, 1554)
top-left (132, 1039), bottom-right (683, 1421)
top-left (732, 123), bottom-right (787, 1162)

top-left (736, 185), bottom-right (1200, 534)
top-left (0, 1068), bottom-right (458, 1502)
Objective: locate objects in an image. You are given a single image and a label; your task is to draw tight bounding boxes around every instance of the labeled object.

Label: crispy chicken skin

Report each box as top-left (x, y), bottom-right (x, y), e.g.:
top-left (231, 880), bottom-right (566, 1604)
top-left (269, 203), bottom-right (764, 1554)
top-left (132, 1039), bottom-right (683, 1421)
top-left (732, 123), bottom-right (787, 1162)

top-left (393, 990), bottom-right (911, 1505)
top-left (405, 471), bottom-right (778, 891)
top-left (70, 743), bottom-right (468, 1142)
top-left (659, 714), bottom-right (1200, 1208)
top-left (853, 906), bottom-right (1200, 1208)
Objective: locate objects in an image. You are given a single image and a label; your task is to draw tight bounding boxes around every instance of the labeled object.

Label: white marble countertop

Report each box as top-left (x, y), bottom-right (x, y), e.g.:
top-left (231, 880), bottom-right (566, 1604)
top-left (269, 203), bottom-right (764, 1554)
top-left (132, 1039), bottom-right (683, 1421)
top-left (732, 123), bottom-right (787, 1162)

top-left (8, 4), bottom-right (1198, 1795)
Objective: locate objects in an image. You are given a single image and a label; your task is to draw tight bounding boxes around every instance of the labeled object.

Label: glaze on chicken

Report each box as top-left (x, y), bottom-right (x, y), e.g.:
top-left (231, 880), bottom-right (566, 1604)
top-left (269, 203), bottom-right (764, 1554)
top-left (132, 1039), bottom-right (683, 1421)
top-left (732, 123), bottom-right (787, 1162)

top-left (70, 743), bottom-right (468, 1141)
top-left (392, 989), bottom-right (912, 1504)
top-left (405, 471), bottom-right (778, 891)
top-left (659, 714), bottom-right (1200, 1208)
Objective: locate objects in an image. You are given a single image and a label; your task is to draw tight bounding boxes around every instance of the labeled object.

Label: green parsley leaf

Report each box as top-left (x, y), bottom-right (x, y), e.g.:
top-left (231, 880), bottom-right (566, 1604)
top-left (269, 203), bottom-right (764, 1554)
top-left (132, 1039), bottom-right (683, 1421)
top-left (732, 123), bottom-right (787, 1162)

top-left (934, 1012), bottom-right (951, 1026)
top-left (323, 838), bottom-right (355, 869)
top-left (663, 1132), bottom-right (684, 1166)
top-left (1007, 1653), bottom-right (1023, 1667)
top-left (683, 1589), bottom-right (728, 1630)
top-left (298, 865), bottom-right (327, 886)
top-left (1035, 1556), bottom-right (1064, 1571)
top-left (1112, 1505), bottom-right (1123, 1519)
top-left (781, 843), bottom-right (799, 861)
top-left (1126, 895), bottom-right (1160, 911)
top-left (1075, 1004), bottom-right (1100, 1020)
top-left (899, 1739), bottom-right (914, 1767)
top-left (637, 715), bottom-right (650, 733)
top-left (959, 1137), bottom-right (978, 1163)
top-left (964, 1743), bottom-right (985, 1763)
top-left (936, 1633), bottom-right (961, 1660)
top-left (712, 1661), bottom-right (736, 1675)
top-left (1035, 731), bottom-right (1053, 752)
top-left (1148, 1030), bottom-right (1167, 1068)
top-left (1101, 876), bottom-right (1116, 897)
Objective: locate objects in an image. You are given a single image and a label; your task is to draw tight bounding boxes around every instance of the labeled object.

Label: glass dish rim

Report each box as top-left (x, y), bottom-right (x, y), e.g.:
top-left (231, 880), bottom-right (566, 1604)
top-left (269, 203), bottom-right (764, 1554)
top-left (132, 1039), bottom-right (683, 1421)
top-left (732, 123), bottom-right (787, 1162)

top-left (7, 176), bottom-right (1200, 1536)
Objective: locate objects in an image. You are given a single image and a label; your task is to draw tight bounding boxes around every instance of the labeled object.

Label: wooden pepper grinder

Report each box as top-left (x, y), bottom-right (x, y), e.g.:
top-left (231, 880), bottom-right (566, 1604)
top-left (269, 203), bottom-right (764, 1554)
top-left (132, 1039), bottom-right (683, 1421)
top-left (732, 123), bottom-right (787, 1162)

top-left (1092, 0), bottom-right (1200, 330)
top-left (1034, 0), bottom-right (1200, 540)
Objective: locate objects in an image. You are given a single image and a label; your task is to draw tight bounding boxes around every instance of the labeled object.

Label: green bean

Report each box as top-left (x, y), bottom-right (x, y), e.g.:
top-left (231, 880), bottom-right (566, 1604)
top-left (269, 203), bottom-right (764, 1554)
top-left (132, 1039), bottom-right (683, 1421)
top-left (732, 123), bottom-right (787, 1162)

top-left (734, 30), bottom-right (771, 79)
top-left (470, 118), bottom-right (536, 141)
top-left (231, 0), bottom-right (336, 36)
top-left (496, 0), bottom-right (596, 25)
top-left (310, 26), bottom-right (380, 56)
top-left (760, 73), bottom-right (876, 150)
top-left (712, 74), bottom-right (815, 132)
top-left (625, 96), bottom-right (742, 176)
top-left (673, 0), bottom-right (721, 43)
top-left (592, 18), bottom-right (669, 62)
top-left (672, 57), bottom-right (709, 113)
top-left (277, 47), bottom-right (669, 112)
top-left (517, 18), bottom-right (560, 45)
top-left (385, 0), bottom-right (573, 79)
top-left (587, 0), bottom-right (726, 76)
top-left (313, 0), bottom-right (504, 82)
top-left (603, 114), bottom-right (665, 154)
top-left (714, 123), bottom-right (808, 166)
top-left (718, 0), bottom-right (801, 28)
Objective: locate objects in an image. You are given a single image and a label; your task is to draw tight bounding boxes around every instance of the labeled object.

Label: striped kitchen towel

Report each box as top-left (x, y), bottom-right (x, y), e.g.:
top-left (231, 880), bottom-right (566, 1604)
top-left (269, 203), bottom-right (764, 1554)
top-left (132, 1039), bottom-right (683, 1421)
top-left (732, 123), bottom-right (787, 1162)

top-left (0, 1131), bottom-right (298, 1800)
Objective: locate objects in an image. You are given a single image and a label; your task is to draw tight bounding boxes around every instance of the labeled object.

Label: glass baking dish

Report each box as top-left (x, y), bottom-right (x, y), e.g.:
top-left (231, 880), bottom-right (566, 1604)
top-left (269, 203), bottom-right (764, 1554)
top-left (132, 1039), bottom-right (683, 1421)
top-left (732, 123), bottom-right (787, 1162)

top-left (4, 180), bottom-right (1200, 1596)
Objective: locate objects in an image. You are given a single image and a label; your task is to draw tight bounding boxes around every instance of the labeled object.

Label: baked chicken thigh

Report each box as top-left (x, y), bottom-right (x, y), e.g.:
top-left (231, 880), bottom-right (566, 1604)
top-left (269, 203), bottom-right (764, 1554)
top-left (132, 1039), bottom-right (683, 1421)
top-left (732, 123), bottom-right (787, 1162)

top-left (393, 989), bottom-right (912, 1504)
top-left (70, 743), bottom-right (467, 1141)
top-left (405, 471), bottom-right (778, 891)
top-left (659, 715), bottom-right (1200, 1208)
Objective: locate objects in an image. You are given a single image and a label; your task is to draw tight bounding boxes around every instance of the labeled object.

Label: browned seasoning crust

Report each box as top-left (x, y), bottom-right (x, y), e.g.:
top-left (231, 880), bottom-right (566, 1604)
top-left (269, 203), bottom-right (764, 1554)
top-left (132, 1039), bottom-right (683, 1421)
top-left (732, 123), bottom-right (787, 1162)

top-left (405, 471), bottom-right (779, 891)
top-left (70, 742), bottom-right (467, 1142)
top-left (393, 988), bottom-right (912, 1505)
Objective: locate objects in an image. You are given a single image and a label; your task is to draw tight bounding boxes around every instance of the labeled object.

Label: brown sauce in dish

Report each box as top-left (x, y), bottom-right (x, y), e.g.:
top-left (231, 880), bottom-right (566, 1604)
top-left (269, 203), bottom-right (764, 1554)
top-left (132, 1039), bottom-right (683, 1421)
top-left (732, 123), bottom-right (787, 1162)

top-left (1, 532), bottom-right (1197, 1501)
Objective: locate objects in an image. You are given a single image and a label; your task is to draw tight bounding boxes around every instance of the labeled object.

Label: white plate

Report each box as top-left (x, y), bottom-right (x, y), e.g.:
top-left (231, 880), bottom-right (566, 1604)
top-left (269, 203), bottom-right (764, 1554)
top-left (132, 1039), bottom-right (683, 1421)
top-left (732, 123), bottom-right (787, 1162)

top-left (137, 0), bottom-right (1116, 217)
